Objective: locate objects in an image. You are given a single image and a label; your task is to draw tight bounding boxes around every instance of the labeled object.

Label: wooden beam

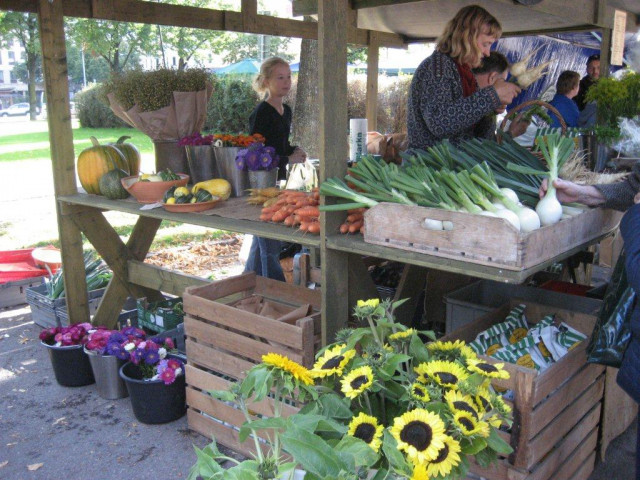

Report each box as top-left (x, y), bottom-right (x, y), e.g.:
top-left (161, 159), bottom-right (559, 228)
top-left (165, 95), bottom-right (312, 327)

top-left (38, 0), bottom-right (90, 325)
top-left (241, 0), bottom-right (258, 34)
top-left (319, 0), bottom-right (350, 345)
top-left (366, 31), bottom-right (380, 132)
top-left (128, 260), bottom-right (209, 296)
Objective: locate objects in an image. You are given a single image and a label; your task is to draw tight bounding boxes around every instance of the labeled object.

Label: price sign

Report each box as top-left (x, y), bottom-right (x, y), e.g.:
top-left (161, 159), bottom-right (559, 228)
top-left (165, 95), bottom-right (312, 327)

top-left (611, 10), bottom-right (626, 66)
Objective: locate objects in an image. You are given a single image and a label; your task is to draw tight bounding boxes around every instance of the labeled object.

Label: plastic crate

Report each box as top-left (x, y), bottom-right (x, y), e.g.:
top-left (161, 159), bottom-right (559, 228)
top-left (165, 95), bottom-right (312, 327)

top-left (136, 297), bottom-right (184, 333)
top-left (1, 277), bottom-right (44, 309)
top-left (444, 280), bottom-right (603, 334)
top-left (56, 296), bottom-right (138, 328)
top-left (26, 283), bottom-right (106, 328)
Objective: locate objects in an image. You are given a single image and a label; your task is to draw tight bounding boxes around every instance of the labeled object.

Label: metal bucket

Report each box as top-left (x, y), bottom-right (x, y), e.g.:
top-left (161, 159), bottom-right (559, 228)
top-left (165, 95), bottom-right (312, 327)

top-left (578, 134), bottom-right (611, 173)
top-left (248, 169), bottom-right (278, 190)
top-left (154, 140), bottom-right (189, 176)
top-left (86, 350), bottom-right (128, 399)
top-left (213, 146), bottom-right (248, 197)
top-left (185, 145), bottom-right (217, 184)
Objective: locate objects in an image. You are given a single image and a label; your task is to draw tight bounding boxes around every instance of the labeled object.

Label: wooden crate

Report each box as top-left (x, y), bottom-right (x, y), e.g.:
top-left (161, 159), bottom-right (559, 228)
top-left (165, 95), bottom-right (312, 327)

top-left (182, 273), bottom-right (321, 457)
top-left (364, 203), bottom-right (621, 270)
top-left (442, 300), bottom-right (604, 480)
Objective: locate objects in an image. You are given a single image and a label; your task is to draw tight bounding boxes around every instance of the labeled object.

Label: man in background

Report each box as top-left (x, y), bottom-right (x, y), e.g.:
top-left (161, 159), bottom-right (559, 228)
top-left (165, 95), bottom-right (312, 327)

top-left (574, 54), bottom-right (600, 111)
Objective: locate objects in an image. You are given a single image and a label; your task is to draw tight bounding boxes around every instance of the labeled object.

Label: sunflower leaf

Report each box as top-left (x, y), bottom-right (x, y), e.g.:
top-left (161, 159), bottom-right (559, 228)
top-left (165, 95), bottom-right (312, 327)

top-left (381, 430), bottom-right (409, 472)
top-left (460, 436), bottom-right (487, 455)
top-left (334, 435), bottom-right (379, 469)
top-left (281, 426), bottom-right (346, 477)
top-left (486, 427), bottom-right (514, 454)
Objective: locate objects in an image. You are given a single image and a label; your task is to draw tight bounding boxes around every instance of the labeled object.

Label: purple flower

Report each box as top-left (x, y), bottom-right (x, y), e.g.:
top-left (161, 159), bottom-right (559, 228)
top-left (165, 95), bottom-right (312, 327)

top-left (160, 368), bottom-right (176, 385)
top-left (156, 359), bottom-right (169, 376)
top-left (235, 142), bottom-right (277, 172)
top-left (106, 342), bottom-right (129, 360)
top-left (131, 348), bottom-right (145, 364)
top-left (144, 348), bottom-right (160, 365)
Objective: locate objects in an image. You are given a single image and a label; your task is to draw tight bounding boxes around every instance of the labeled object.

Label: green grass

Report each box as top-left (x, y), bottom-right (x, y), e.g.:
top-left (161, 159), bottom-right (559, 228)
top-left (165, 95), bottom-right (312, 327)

top-left (0, 127), bottom-right (154, 162)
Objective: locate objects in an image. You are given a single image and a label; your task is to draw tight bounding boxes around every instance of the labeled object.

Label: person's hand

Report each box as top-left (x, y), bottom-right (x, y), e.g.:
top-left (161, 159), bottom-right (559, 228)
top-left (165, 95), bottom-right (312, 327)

top-left (507, 112), bottom-right (530, 138)
top-left (634, 191), bottom-right (640, 204)
top-left (495, 104), bottom-right (507, 114)
top-left (493, 78), bottom-right (521, 106)
top-left (539, 178), bottom-right (605, 206)
top-left (289, 147), bottom-right (307, 165)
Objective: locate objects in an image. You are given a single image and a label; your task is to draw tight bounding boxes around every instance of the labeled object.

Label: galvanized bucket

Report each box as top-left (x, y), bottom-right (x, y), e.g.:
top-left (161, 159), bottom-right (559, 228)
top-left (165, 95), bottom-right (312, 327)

top-left (213, 146), bottom-right (248, 197)
top-left (248, 169), bottom-right (278, 190)
top-left (185, 145), bottom-right (217, 184)
top-left (86, 349), bottom-right (128, 399)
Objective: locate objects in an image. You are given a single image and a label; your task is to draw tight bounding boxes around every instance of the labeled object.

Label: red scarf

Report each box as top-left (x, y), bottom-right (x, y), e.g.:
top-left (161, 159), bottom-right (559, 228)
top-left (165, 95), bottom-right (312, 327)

top-left (455, 62), bottom-right (477, 97)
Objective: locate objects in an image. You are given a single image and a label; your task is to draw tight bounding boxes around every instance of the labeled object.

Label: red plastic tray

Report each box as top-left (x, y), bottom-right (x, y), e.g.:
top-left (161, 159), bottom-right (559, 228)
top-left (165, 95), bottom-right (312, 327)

top-left (539, 280), bottom-right (591, 297)
top-left (0, 249), bottom-right (48, 284)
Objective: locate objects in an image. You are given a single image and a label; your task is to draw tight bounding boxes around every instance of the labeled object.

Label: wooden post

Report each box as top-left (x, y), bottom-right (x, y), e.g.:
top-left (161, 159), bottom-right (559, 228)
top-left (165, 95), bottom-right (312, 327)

top-left (38, 0), bottom-right (89, 324)
top-left (241, 0), bottom-right (257, 33)
top-left (319, 0), bottom-right (349, 345)
top-left (366, 31), bottom-right (380, 132)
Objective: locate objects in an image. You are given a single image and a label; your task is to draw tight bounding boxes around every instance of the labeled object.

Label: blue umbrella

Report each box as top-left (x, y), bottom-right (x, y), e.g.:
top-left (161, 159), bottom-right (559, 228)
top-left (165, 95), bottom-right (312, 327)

top-left (214, 58), bottom-right (261, 75)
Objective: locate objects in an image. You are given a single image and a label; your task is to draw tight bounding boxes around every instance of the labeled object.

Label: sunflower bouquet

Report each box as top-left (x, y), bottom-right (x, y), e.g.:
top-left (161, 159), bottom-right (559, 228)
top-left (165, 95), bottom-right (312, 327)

top-left (189, 298), bottom-right (513, 480)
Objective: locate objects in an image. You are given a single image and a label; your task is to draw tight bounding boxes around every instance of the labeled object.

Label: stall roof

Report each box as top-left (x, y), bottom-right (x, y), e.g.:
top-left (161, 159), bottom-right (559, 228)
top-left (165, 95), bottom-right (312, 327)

top-left (295, 0), bottom-right (639, 41)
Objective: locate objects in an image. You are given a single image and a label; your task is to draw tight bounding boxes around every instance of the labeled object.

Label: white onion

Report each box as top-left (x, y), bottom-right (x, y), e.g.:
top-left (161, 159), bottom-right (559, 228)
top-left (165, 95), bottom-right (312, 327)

top-left (500, 188), bottom-right (519, 204)
top-left (479, 211), bottom-right (498, 217)
top-left (536, 195), bottom-right (563, 226)
top-left (495, 209), bottom-right (521, 231)
top-left (423, 218), bottom-right (444, 230)
top-left (442, 221), bottom-right (454, 230)
top-left (491, 200), bottom-right (506, 210)
top-left (516, 207), bottom-right (541, 233)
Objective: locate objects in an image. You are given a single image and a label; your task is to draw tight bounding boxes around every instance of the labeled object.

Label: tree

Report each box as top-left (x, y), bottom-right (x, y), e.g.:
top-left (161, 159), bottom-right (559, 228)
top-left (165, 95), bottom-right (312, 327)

top-left (0, 12), bottom-right (41, 119)
top-left (65, 43), bottom-right (111, 91)
top-left (66, 18), bottom-right (153, 75)
top-left (211, 32), bottom-right (293, 64)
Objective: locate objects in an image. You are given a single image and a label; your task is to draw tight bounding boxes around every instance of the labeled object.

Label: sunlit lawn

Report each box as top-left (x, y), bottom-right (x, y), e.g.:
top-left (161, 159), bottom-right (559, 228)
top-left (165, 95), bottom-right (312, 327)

top-left (0, 127), bottom-right (154, 162)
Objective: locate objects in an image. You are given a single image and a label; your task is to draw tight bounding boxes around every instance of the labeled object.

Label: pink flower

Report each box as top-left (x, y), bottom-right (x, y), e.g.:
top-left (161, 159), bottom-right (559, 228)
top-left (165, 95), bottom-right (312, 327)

top-left (160, 368), bottom-right (176, 385)
top-left (167, 359), bottom-right (181, 370)
top-left (164, 338), bottom-right (175, 350)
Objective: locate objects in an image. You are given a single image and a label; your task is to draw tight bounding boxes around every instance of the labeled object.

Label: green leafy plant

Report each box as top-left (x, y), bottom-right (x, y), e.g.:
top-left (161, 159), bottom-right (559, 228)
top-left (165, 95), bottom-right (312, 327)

top-left (103, 68), bottom-right (210, 112)
top-left (189, 298), bottom-right (513, 480)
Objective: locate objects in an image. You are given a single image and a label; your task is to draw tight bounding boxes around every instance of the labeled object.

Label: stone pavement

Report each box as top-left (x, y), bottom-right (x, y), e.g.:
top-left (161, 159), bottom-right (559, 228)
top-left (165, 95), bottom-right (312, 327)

top-left (0, 303), bottom-right (636, 480)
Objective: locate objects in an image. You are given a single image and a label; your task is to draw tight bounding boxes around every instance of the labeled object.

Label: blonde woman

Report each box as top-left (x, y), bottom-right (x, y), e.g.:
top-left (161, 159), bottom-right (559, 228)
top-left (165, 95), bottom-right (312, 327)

top-left (244, 57), bottom-right (306, 281)
top-left (407, 5), bottom-right (521, 149)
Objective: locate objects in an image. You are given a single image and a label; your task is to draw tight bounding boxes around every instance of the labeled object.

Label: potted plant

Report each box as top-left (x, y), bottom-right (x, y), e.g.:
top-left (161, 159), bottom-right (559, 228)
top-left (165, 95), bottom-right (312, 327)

top-left (235, 141), bottom-right (279, 190)
top-left (103, 68), bottom-right (214, 175)
top-left (118, 335), bottom-right (186, 424)
top-left (189, 298), bottom-right (513, 479)
top-left (39, 324), bottom-right (95, 387)
top-left (83, 325), bottom-right (146, 400)
top-left (212, 133), bottom-right (265, 197)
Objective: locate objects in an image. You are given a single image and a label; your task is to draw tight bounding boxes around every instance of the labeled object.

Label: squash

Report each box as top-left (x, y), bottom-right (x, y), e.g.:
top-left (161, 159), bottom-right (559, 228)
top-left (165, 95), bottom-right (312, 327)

top-left (111, 136), bottom-right (141, 177)
top-left (98, 152), bottom-right (130, 199)
top-left (77, 136), bottom-right (129, 195)
top-left (192, 178), bottom-right (231, 201)
top-left (194, 189), bottom-right (213, 203)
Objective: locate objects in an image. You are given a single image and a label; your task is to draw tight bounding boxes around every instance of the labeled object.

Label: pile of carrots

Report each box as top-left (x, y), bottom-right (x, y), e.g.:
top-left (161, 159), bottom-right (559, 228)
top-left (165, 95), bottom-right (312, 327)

top-left (258, 189), bottom-right (367, 235)
top-left (259, 189), bottom-right (321, 234)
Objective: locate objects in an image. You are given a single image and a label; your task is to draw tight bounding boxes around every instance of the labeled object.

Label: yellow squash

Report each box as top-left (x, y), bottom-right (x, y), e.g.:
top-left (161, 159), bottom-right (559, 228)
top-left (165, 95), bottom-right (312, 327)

top-left (192, 178), bottom-right (231, 200)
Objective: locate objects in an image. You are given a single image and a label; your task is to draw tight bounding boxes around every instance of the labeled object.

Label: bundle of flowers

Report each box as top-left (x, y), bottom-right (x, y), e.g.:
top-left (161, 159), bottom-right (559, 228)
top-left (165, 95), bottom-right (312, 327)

top-left (190, 298), bottom-right (513, 480)
top-left (39, 323), bottom-right (94, 347)
top-left (235, 142), bottom-right (278, 172)
top-left (178, 132), bottom-right (215, 146)
top-left (84, 325), bottom-right (146, 356)
top-left (126, 337), bottom-right (182, 385)
top-left (213, 133), bottom-right (265, 148)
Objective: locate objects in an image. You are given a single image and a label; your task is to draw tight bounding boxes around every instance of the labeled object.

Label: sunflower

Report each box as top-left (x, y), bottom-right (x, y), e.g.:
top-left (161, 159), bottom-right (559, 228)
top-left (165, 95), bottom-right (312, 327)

top-left (444, 390), bottom-right (479, 420)
top-left (452, 411), bottom-right (490, 438)
top-left (466, 358), bottom-right (510, 380)
top-left (474, 389), bottom-right (493, 415)
top-left (390, 409), bottom-right (447, 464)
top-left (357, 298), bottom-right (380, 308)
top-left (415, 360), bottom-right (469, 389)
top-left (311, 344), bottom-right (356, 378)
top-left (410, 462), bottom-right (429, 480)
top-left (427, 340), bottom-right (478, 361)
top-left (347, 412), bottom-right (384, 452)
top-left (410, 382), bottom-right (431, 402)
top-left (341, 366), bottom-right (374, 399)
top-left (355, 298), bottom-right (381, 317)
top-left (492, 394), bottom-right (513, 416)
top-left (261, 353), bottom-right (313, 386)
top-left (389, 328), bottom-right (415, 342)
top-left (425, 434), bottom-right (462, 477)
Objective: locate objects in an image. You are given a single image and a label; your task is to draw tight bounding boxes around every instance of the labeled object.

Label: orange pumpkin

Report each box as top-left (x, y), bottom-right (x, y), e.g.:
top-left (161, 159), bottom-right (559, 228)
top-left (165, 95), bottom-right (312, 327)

top-left (111, 135), bottom-right (141, 177)
top-left (77, 136), bottom-right (129, 195)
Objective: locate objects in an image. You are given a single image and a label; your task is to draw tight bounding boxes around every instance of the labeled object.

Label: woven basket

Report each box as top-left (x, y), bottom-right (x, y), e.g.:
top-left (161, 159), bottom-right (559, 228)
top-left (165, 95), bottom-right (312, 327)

top-left (497, 99), bottom-right (566, 142)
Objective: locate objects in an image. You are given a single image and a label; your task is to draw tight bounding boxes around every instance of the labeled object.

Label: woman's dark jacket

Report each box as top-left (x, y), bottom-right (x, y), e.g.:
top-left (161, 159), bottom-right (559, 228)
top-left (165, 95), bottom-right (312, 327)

top-left (249, 101), bottom-right (296, 180)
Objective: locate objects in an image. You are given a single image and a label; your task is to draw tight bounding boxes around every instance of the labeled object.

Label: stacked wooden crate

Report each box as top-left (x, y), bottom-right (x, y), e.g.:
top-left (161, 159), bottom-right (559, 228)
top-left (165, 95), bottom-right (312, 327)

top-left (182, 273), bottom-right (321, 457)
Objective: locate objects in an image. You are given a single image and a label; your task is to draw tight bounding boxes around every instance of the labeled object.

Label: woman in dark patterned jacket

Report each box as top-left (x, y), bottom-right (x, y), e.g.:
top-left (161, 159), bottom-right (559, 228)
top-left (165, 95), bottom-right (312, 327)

top-left (407, 5), bottom-right (521, 150)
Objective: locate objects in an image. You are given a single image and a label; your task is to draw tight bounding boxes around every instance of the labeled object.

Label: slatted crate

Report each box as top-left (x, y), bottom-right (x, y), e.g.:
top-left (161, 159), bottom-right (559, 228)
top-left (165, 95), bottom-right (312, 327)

top-left (364, 204), bottom-right (621, 271)
top-left (182, 272), bottom-right (321, 457)
top-left (442, 300), bottom-right (604, 480)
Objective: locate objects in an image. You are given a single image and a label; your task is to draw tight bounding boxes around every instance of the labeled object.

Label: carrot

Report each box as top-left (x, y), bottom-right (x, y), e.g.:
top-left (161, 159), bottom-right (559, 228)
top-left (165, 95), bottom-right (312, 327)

top-left (340, 223), bottom-right (350, 234)
top-left (271, 208), bottom-right (290, 223)
top-left (283, 215), bottom-right (297, 226)
top-left (307, 222), bottom-right (320, 234)
top-left (347, 212), bottom-right (363, 223)
top-left (347, 207), bottom-right (366, 215)
top-left (259, 212), bottom-right (274, 222)
top-left (294, 206), bottom-right (320, 218)
top-left (348, 220), bottom-right (363, 233)
top-left (299, 221), bottom-right (309, 232)
top-left (359, 224), bottom-right (365, 234)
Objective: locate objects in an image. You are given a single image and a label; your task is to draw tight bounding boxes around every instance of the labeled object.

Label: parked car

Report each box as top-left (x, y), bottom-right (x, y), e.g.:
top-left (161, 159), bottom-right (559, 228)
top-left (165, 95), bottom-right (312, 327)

top-left (0, 103), bottom-right (40, 117)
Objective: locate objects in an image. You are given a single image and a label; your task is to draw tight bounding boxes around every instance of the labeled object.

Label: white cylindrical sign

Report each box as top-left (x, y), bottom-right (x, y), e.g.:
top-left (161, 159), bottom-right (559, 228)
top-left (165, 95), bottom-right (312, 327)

top-left (349, 118), bottom-right (368, 162)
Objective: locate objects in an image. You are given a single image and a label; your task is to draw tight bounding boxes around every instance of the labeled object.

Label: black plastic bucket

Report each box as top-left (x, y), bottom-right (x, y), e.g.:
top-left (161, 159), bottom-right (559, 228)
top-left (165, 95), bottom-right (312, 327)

top-left (119, 356), bottom-right (186, 424)
top-left (42, 342), bottom-right (95, 387)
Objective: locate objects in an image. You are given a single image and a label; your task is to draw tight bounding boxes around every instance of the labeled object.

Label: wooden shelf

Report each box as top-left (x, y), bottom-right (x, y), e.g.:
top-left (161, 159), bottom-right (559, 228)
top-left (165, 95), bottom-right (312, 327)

top-left (57, 193), bottom-right (321, 248)
top-left (325, 232), bottom-right (613, 284)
